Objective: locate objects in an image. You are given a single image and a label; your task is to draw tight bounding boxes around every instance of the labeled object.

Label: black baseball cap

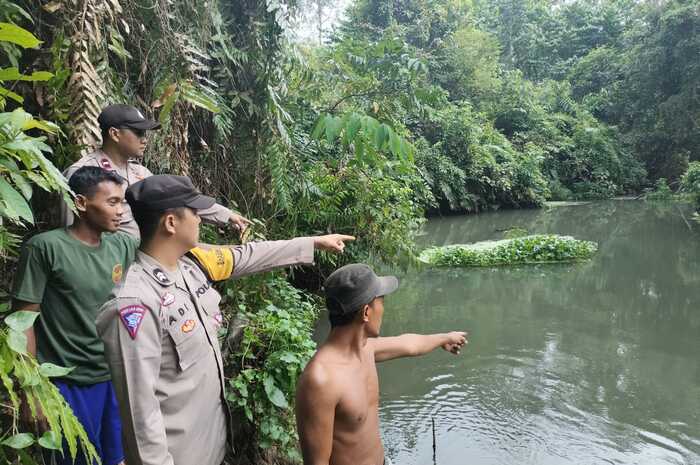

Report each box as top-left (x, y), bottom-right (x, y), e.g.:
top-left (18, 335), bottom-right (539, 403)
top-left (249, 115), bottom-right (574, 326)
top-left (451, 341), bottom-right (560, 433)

top-left (324, 264), bottom-right (399, 315)
top-left (126, 175), bottom-right (216, 212)
top-left (98, 104), bottom-right (161, 131)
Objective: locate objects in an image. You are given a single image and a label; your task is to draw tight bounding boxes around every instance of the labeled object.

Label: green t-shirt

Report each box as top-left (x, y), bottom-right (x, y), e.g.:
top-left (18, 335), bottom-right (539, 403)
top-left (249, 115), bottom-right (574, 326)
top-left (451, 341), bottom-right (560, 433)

top-left (12, 228), bottom-right (138, 385)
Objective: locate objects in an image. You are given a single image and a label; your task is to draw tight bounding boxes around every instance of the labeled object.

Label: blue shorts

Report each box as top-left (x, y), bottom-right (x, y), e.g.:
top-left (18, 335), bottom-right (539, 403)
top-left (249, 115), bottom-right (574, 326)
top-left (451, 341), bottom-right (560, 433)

top-left (51, 380), bottom-right (124, 465)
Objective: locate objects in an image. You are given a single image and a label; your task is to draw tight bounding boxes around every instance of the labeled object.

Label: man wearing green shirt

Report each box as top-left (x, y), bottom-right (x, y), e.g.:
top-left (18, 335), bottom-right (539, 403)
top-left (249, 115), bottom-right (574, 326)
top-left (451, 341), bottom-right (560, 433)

top-left (12, 166), bottom-right (136, 465)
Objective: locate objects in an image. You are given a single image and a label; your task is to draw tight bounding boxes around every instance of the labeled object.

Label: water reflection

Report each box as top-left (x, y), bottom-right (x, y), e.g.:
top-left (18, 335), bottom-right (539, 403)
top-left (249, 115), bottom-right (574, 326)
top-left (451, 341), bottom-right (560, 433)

top-left (319, 201), bottom-right (700, 465)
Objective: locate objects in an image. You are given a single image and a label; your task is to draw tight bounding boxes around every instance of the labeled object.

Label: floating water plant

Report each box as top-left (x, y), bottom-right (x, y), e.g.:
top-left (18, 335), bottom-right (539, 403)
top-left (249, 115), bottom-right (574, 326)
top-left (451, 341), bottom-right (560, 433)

top-left (418, 234), bottom-right (598, 267)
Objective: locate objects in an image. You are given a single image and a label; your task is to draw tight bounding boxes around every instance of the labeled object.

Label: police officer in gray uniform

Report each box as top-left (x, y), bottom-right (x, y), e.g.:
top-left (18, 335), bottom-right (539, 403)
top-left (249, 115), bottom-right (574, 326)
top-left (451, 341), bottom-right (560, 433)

top-left (61, 104), bottom-right (249, 237)
top-left (96, 174), bottom-right (353, 465)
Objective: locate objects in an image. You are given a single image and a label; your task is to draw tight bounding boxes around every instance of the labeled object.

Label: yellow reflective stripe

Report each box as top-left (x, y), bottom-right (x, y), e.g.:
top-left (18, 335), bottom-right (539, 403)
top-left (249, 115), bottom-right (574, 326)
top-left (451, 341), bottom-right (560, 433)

top-left (188, 247), bottom-right (234, 281)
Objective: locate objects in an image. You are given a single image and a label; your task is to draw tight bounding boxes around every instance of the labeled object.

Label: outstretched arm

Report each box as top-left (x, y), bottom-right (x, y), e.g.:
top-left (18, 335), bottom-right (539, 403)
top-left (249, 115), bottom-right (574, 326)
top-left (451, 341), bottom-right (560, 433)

top-left (191, 234), bottom-right (355, 280)
top-left (296, 363), bottom-right (338, 465)
top-left (371, 331), bottom-right (467, 362)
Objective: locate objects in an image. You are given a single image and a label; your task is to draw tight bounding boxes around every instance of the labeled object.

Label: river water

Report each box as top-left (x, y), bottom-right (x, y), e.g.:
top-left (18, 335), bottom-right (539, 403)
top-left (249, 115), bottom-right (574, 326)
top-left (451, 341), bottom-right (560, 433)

top-left (317, 200), bottom-right (700, 465)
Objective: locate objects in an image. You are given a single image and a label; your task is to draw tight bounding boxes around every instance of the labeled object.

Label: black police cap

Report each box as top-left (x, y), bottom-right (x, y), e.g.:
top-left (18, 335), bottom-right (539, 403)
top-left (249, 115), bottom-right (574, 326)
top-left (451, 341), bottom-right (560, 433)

top-left (98, 104), bottom-right (161, 131)
top-left (126, 175), bottom-right (216, 212)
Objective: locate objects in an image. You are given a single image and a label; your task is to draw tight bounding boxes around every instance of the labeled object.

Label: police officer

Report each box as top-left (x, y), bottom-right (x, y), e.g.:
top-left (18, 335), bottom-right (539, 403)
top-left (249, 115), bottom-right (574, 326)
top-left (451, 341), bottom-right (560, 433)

top-left (60, 104), bottom-right (249, 237)
top-left (96, 174), bottom-right (354, 465)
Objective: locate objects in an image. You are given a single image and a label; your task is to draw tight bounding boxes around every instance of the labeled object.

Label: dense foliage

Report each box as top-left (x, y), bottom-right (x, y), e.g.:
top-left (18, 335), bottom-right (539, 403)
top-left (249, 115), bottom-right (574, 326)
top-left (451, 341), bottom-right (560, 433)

top-left (0, 0), bottom-right (697, 463)
top-left (224, 275), bottom-right (318, 462)
top-left (419, 235), bottom-right (598, 267)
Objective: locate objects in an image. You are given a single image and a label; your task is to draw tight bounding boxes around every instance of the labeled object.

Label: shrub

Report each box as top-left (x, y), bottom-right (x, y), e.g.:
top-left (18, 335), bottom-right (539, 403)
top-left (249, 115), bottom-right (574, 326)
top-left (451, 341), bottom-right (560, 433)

top-left (225, 275), bottom-right (319, 462)
top-left (681, 162), bottom-right (700, 211)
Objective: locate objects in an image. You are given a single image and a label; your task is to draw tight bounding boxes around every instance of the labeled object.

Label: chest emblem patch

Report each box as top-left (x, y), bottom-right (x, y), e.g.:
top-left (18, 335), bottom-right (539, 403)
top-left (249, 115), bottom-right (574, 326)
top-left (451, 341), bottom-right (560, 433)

top-left (100, 158), bottom-right (113, 170)
top-left (119, 305), bottom-right (146, 339)
top-left (181, 319), bottom-right (196, 333)
top-left (152, 268), bottom-right (169, 285)
top-left (112, 263), bottom-right (123, 283)
top-left (161, 292), bottom-right (175, 307)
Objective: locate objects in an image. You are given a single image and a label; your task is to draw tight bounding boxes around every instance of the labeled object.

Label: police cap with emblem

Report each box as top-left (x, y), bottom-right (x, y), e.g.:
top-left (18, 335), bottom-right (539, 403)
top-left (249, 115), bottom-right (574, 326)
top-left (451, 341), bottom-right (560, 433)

top-left (126, 175), bottom-right (216, 212)
top-left (98, 104), bottom-right (161, 131)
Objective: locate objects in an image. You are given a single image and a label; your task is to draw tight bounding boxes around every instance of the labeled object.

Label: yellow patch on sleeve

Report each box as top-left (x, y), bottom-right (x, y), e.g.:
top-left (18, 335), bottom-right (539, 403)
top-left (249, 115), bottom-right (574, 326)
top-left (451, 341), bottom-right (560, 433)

top-left (188, 247), bottom-right (234, 281)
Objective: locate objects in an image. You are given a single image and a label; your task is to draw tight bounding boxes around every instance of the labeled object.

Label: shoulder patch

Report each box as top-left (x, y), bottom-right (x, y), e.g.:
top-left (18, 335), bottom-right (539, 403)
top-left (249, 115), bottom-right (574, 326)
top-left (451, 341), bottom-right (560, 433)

top-left (119, 305), bottom-right (146, 339)
top-left (112, 263), bottom-right (123, 283)
top-left (187, 247), bottom-right (234, 282)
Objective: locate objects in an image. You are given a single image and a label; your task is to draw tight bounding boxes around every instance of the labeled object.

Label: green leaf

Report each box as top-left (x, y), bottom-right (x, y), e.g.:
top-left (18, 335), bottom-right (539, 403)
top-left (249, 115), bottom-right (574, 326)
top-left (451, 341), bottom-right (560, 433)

top-left (346, 113), bottom-right (361, 142)
top-left (158, 90), bottom-right (180, 124)
top-left (1, 433), bottom-right (34, 449)
top-left (0, 68), bottom-right (52, 82)
top-left (17, 448), bottom-right (35, 465)
top-left (325, 116), bottom-right (343, 145)
top-left (0, 85), bottom-right (24, 103)
top-left (7, 329), bottom-right (28, 354)
top-left (0, 23), bottom-right (41, 48)
top-left (310, 116), bottom-right (326, 140)
top-left (263, 374), bottom-right (288, 409)
top-left (0, 177), bottom-right (34, 224)
top-left (5, 310), bottom-right (39, 331)
top-left (181, 83), bottom-right (220, 114)
top-left (39, 363), bottom-right (74, 378)
top-left (21, 118), bottom-right (58, 134)
top-left (389, 130), bottom-right (401, 157)
top-left (38, 431), bottom-right (62, 451)
top-left (9, 172), bottom-right (32, 199)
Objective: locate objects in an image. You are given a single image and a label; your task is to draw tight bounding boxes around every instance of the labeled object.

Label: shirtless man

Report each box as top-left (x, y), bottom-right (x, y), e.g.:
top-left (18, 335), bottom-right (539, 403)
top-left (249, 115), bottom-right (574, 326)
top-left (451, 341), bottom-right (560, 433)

top-left (295, 264), bottom-right (467, 465)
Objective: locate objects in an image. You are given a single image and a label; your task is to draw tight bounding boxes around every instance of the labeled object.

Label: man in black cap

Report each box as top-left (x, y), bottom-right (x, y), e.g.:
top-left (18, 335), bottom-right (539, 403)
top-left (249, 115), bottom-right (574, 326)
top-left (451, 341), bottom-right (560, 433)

top-left (96, 174), bottom-right (355, 465)
top-left (60, 103), bottom-right (250, 238)
top-left (295, 264), bottom-right (467, 465)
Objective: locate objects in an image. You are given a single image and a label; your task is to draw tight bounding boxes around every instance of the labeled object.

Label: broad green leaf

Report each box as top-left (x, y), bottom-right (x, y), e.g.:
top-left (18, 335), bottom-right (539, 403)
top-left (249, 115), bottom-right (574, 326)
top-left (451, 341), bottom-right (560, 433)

top-left (0, 23), bottom-right (41, 48)
top-left (39, 363), bottom-right (74, 378)
top-left (0, 86), bottom-right (23, 103)
top-left (263, 374), bottom-right (288, 409)
top-left (389, 131), bottom-right (401, 157)
top-left (1, 433), bottom-right (34, 449)
top-left (182, 84), bottom-right (220, 114)
top-left (21, 118), bottom-right (58, 133)
top-left (310, 116), bottom-right (326, 140)
top-left (0, 176), bottom-right (34, 224)
top-left (25, 172), bottom-right (50, 191)
top-left (5, 310), bottom-right (39, 331)
top-left (346, 113), bottom-right (361, 142)
top-left (373, 124), bottom-right (388, 150)
top-left (0, 107), bottom-right (30, 128)
top-left (38, 431), bottom-right (62, 451)
top-left (0, 68), bottom-right (52, 82)
top-left (158, 90), bottom-right (180, 124)
top-left (9, 172), bottom-right (32, 199)
top-left (325, 116), bottom-right (342, 145)
top-left (7, 329), bottom-right (28, 354)
top-left (18, 449), bottom-right (35, 465)
top-left (355, 137), bottom-right (365, 160)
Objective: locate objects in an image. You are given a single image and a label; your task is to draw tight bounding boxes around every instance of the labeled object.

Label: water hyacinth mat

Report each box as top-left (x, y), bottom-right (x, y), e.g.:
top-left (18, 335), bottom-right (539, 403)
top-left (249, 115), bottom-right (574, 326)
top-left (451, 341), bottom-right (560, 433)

top-left (418, 235), bottom-right (598, 267)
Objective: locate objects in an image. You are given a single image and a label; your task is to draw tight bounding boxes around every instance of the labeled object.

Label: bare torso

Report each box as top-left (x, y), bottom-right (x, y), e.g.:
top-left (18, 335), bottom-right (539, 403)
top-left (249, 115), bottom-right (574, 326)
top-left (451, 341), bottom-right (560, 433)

top-left (306, 342), bottom-right (384, 465)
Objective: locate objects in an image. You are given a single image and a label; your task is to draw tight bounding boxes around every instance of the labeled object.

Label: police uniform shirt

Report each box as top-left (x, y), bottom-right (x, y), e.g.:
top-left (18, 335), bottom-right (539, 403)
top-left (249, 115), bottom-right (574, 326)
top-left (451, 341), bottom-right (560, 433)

top-left (60, 150), bottom-right (234, 238)
top-left (96, 237), bottom-right (315, 465)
